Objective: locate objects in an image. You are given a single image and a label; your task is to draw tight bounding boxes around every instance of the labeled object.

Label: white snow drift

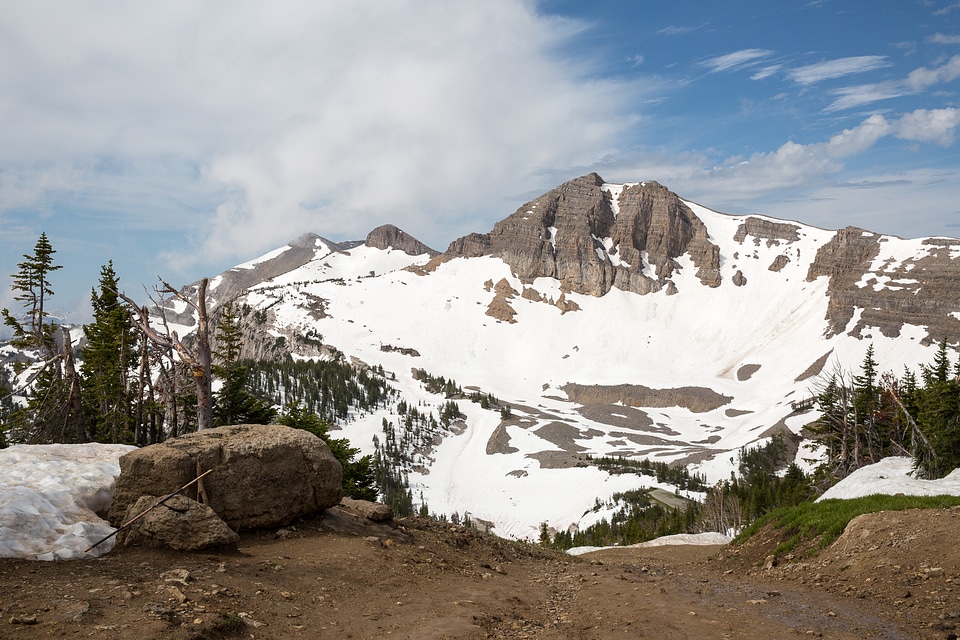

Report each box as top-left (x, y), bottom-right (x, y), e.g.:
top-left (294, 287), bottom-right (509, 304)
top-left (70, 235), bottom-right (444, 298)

top-left (0, 443), bottom-right (135, 561)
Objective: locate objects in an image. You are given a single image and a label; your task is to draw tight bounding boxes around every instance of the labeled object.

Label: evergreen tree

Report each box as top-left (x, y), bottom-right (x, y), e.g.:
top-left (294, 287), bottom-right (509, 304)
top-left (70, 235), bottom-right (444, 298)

top-left (916, 344), bottom-right (960, 478)
top-left (211, 302), bottom-right (276, 426)
top-left (81, 262), bottom-right (138, 443)
top-left (0, 234), bottom-right (84, 442)
top-left (924, 339), bottom-right (952, 385)
top-left (2, 232), bottom-right (62, 359)
top-left (277, 404), bottom-right (377, 501)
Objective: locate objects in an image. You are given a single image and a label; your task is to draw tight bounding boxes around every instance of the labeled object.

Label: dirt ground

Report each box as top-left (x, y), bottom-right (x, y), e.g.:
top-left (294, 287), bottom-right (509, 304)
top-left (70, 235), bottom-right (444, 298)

top-left (2, 505), bottom-right (959, 639)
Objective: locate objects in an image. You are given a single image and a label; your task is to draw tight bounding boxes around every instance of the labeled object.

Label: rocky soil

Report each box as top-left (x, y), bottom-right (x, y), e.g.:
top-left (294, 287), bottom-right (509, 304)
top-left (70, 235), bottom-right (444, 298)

top-left (2, 506), bottom-right (958, 639)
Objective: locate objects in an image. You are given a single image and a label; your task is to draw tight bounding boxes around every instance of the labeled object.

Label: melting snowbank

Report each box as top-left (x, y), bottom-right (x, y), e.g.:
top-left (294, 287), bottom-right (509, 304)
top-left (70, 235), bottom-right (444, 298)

top-left (817, 456), bottom-right (960, 501)
top-left (0, 443), bottom-right (136, 560)
top-left (567, 532), bottom-right (732, 556)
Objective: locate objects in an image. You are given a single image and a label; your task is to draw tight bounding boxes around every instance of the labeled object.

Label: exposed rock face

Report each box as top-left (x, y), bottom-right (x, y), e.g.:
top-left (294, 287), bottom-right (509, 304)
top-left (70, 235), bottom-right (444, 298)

top-left (119, 495), bottom-right (239, 551)
top-left (365, 225), bottom-right (438, 257)
top-left (485, 278), bottom-right (519, 323)
top-left (807, 229), bottom-right (960, 342)
top-left (109, 424), bottom-right (343, 531)
top-left (445, 174), bottom-right (721, 297)
top-left (806, 227), bottom-right (884, 336)
top-left (734, 217), bottom-right (800, 246)
top-left (768, 255), bottom-right (790, 272)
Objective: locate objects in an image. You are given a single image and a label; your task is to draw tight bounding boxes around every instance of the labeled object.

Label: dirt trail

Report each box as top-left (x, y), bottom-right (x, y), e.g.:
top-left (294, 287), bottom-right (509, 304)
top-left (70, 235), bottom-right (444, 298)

top-left (1, 507), bottom-right (957, 639)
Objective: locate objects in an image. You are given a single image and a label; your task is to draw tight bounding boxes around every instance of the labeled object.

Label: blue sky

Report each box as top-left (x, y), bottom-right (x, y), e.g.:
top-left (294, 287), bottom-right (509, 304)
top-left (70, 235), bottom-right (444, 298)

top-left (1, 0), bottom-right (959, 327)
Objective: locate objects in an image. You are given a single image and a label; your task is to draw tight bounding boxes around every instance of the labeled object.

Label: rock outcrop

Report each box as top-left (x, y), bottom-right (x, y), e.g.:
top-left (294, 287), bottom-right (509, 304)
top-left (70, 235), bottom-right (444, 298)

top-left (806, 228), bottom-right (960, 342)
top-left (108, 424), bottom-right (343, 531)
top-left (365, 225), bottom-right (438, 257)
top-left (444, 174), bottom-right (721, 297)
top-left (340, 497), bottom-right (394, 522)
top-left (734, 217), bottom-right (801, 246)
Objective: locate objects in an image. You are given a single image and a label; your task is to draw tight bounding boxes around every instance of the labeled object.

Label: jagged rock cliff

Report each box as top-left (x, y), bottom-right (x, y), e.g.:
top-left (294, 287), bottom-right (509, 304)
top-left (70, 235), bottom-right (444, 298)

top-left (445, 174), bottom-right (721, 296)
top-left (807, 228), bottom-right (960, 342)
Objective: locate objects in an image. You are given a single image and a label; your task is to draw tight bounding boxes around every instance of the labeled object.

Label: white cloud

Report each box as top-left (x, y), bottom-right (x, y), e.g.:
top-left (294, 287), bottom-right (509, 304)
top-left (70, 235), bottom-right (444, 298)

top-left (904, 54), bottom-right (960, 91)
top-left (750, 65), bottom-right (782, 81)
top-left (787, 55), bottom-right (890, 85)
top-left (658, 25), bottom-right (703, 37)
top-left (702, 49), bottom-right (773, 73)
top-left (928, 33), bottom-right (960, 44)
top-left (933, 2), bottom-right (960, 16)
top-left (823, 54), bottom-right (960, 112)
top-left (0, 0), bottom-right (644, 271)
top-left (896, 108), bottom-right (960, 145)
top-left (825, 82), bottom-right (907, 112)
top-left (599, 109), bottom-right (960, 215)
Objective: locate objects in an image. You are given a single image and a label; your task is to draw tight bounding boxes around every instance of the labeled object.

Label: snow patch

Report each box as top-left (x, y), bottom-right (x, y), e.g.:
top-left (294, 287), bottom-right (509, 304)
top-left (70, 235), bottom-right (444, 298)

top-left (817, 457), bottom-right (960, 501)
top-left (567, 532), bottom-right (732, 555)
top-left (0, 444), bottom-right (136, 560)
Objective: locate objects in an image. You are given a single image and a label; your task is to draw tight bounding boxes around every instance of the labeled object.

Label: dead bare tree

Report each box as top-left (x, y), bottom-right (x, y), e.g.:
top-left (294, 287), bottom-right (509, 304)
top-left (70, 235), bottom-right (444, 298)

top-left (118, 278), bottom-right (213, 432)
top-left (60, 327), bottom-right (87, 443)
top-left (702, 481), bottom-right (743, 534)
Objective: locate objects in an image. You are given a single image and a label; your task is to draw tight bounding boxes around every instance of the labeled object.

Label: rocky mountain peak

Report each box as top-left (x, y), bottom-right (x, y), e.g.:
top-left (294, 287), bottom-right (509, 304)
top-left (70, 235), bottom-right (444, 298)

top-left (365, 225), bottom-right (438, 257)
top-left (444, 174), bottom-right (721, 296)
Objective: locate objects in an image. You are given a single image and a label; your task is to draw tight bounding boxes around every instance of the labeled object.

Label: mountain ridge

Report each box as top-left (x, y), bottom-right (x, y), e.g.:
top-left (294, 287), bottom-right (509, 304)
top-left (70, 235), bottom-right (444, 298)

top-left (150, 173), bottom-right (959, 538)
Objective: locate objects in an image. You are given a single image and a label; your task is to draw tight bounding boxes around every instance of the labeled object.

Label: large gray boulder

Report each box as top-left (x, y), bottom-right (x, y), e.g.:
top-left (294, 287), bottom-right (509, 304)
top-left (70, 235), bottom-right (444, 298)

top-left (119, 495), bottom-right (239, 551)
top-left (108, 424), bottom-right (343, 531)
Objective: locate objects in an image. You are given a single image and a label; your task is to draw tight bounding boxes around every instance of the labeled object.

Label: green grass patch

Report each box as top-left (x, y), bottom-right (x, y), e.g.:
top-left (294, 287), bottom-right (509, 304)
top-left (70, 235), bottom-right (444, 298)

top-left (733, 494), bottom-right (960, 557)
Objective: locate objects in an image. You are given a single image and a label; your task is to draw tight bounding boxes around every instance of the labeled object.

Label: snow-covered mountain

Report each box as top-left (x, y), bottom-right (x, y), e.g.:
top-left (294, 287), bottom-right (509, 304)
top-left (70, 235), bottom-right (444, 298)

top-left (164, 174), bottom-right (960, 540)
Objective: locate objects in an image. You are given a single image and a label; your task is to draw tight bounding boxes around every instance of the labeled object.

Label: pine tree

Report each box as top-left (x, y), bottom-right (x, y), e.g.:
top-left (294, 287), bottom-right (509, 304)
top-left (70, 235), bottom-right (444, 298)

top-left (916, 343), bottom-right (960, 478)
top-left (211, 301), bottom-right (275, 426)
top-left (81, 262), bottom-right (138, 443)
top-left (0, 234), bottom-right (85, 442)
top-left (851, 344), bottom-right (882, 465)
top-left (924, 339), bottom-right (952, 384)
top-left (2, 232), bottom-right (62, 359)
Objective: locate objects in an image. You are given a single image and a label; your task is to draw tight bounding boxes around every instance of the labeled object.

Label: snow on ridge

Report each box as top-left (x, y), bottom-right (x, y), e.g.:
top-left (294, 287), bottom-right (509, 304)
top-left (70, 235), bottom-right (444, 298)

top-left (234, 244), bottom-right (292, 270)
top-left (601, 183), bottom-right (628, 217)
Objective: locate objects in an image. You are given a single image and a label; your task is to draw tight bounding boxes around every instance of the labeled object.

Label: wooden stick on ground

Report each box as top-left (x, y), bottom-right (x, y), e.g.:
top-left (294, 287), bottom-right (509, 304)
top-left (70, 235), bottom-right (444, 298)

top-left (85, 468), bottom-right (214, 553)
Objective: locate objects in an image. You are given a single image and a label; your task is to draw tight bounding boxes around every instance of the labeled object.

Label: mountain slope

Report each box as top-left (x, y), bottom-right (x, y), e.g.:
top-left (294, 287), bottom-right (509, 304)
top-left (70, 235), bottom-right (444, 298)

top-left (165, 174), bottom-right (959, 539)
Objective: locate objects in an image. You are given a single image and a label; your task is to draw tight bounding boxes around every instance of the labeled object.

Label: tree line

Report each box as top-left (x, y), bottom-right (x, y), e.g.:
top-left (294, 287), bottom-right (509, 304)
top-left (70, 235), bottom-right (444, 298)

top-left (0, 234), bottom-right (379, 500)
top-left (810, 342), bottom-right (960, 480)
top-left (1, 234), bottom-right (222, 443)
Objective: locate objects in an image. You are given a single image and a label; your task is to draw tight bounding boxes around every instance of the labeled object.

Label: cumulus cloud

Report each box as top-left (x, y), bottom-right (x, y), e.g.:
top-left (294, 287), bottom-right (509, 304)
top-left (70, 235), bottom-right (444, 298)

top-left (904, 54), bottom-right (960, 91)
top-left (0, 0), bottom-right (645, 273)
top-left (897, 108), bottom-right (960, 145)
top-left (601, 108), bottom-right (960, 210)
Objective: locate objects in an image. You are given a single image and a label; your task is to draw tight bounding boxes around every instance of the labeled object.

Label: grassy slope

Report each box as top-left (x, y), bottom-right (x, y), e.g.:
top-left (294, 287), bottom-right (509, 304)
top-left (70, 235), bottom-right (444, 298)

top-left (732, 495), bottom-right (960, 557)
